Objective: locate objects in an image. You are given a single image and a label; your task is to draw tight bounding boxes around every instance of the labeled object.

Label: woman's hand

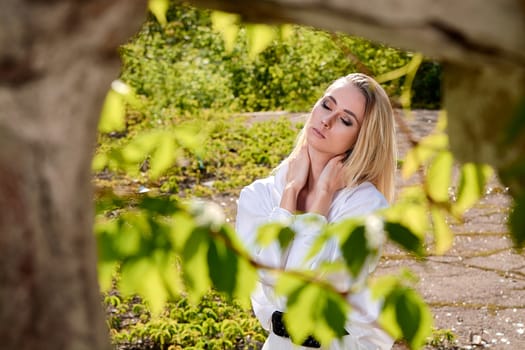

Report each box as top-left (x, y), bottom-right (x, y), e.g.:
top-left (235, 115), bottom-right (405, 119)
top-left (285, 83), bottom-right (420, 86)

top-left (280, 145), bottom-right (310, 212)
top-left (317, 154), bottom-right (346, 194)
top-left (285, 145), bottom-right (310, 191)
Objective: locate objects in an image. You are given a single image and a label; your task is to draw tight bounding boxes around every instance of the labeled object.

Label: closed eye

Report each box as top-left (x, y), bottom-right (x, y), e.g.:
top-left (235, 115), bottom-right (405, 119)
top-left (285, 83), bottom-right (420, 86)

top-left (322, 100), bottom-right (331, 110)
top-left (340, 117), bottom-right (352, 126)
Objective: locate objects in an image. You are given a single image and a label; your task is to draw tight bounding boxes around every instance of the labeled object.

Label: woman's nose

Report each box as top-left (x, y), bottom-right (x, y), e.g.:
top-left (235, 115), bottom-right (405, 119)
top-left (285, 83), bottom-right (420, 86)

top-left (321, 113), bottom-right (335, 128)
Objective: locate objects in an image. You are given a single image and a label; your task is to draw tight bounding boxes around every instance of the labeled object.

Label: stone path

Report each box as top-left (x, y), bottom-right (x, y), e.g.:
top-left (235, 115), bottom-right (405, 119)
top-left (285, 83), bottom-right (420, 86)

top-left (217, 110), bottom-right (525, 349)
top-left (385, 110), bottom-right (525, 349)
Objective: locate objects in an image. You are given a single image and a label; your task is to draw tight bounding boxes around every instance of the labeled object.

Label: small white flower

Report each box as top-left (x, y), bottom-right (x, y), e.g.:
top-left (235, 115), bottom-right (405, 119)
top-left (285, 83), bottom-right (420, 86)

top-left (189, 200), bottom-right (225, 230)
top-left (364, 214), bottom-right (385, 250)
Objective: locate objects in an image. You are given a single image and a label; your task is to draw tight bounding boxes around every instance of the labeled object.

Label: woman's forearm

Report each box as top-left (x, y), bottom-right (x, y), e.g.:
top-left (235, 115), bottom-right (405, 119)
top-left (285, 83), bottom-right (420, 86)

top-left (309, 188), bottom-right (334, 217)
top-left (280, 184), bottom-right (300, 212)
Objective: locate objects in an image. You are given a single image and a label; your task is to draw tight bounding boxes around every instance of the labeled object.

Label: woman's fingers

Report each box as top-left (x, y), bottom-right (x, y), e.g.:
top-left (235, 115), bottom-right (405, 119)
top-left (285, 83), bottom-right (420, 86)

top-left (286, 145), bottom-right (310, 190)
top-left (331, 154), bottom-right (346, 165)
top-left (318, 155), bottom-right (346, 192)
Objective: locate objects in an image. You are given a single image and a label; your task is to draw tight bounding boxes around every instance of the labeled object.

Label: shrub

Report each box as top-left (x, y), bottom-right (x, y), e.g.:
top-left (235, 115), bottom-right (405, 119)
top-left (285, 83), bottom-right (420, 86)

top-left (105, 290), bottom-right (266, 350)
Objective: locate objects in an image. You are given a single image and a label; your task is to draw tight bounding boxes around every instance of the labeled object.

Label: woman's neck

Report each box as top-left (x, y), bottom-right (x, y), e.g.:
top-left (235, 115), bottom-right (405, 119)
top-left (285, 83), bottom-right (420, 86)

top-left (305, 146), bottom-right (331, 192)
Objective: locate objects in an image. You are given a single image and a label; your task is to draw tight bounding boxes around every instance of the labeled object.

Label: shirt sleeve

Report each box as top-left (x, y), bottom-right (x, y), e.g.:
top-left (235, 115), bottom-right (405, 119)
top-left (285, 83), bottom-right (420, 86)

top-left (235, 180), bottom-right (290, 329)
top-left (236, 181), bottom-right (292, 266)
top-left (328, 185), bottom-right (394, 349)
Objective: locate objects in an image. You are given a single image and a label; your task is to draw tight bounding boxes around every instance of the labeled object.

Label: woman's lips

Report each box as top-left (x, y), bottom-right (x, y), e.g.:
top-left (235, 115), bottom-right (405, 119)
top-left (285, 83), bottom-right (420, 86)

top-left (311, 127), bottom-right (326, 139)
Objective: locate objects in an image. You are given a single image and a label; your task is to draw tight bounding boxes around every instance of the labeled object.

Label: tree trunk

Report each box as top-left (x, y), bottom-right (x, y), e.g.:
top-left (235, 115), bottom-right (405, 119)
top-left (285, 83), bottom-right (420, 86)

top-left (0, 1), bottom-right (147, 349)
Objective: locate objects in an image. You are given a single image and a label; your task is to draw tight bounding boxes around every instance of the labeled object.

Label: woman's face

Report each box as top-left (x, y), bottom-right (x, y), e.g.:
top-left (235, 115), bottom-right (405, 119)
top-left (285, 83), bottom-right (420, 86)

top-left (306, 82), bottom-right (366, 157)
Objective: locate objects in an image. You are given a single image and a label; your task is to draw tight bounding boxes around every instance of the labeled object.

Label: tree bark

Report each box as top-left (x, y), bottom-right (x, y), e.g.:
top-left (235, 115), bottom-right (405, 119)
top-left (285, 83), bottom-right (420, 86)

top-left (0, 1), bottom-right (147, 349)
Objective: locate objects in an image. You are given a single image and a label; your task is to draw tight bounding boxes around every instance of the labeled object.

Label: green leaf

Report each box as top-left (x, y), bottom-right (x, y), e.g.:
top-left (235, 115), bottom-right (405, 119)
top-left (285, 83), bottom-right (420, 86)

top-left (379, 285), bottom-right (433, 348)
top-left (257, 222), bottom-right (295, 249)
top-left (257, 222), bottom-right (281, 247)
top-left (284, 285), bottom-right (349, 346)
top-left (279, 24), bottom-right (294, 41)
top-left (341, 226), bottom-right (369, 278)
top-left (399, 53), bottom-right (423, 108)
top-left (149, 132), bottom-right (175, 179)
top-left (401, 147), bottom-right (421, 179)
top-left (431, 207), bottom-right (453, 254)
top-left (426, 151), bottom-right (453, 202)
top-left (278, 227), bottom-right (295, 250)
top-left (97, 261), bottom-right (118, 293)
top-left (139, 196), bottom-right (180, 215)
top-left (173, 126), bottom-right (205, 156)
top-left (396, 292), bottom-right (421, 342)
top-left (284, 284), bottom-right (319, 344)
top-left (98, 89), bottom-right (125, 132)
top-left (396, 289), bottom-right (433, 349)
top-left (509, 193), bottom-right (525, 248)
top-left (402, 134), bottom-right (448, 179)
top-left (117, 217), bottom-right (143, 257)
top-left (322, 292), bottom-right (349, 339)
top-left (275, 273), bottom-right (307, 297)
top-left (94, 216), bottom-right (119, 236)
top-left (155, 252), bottom-right (181, 298)
top-left (148, 0), bottom-right (169, 26)
top-left (169, 212), bottom-right (196, 250)
top-left (95, 226), bottom-right (120, 262)
top-left (453, 163), bottom-right (493, 215)
top-left (384, 222), bottom-right (424, 257)
top-left (400, 204), bottom-right (429, 239)
top-left (211, 11), bottom-right (240, 52)
top-left (436, 111), bottom-right (447, 132)
top-left (419, 133), bottom-right (448, 151)
top-left (385, 187), bottom-right (429, 238)
top-left (375, 58), bottom-right (413, 83)
top-left (304, 230), bottom-right (332, 262)
top-left (246, 24), bottom-right (277, 59)
top-left (370, 275), bottom-right (399, 300)
top-left (379, 296), bottom-right (402, 340)
top-left (119, 258), bottom-right (168, 314)
top-left (207, 239), bottom-right (238, 297)
top-left (182, 227), bottom-right (212, 302)
top-left (325, 218), bottom-right (362, 242)
top-left (233, 254), bottom-right (258, 308)
top-left (92, 153), bottom-right (108, 171)
top-left (121, 131), bottom-right (160, 164)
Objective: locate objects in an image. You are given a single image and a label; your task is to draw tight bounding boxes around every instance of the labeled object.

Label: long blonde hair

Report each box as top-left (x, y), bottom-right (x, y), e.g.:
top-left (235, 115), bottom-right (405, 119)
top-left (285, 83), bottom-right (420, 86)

top-left (284, 73), bottom-right (397, 202)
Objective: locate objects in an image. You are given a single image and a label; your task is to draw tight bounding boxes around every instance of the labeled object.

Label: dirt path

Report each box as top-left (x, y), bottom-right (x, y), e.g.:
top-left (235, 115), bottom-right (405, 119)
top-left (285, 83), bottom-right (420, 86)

top-left (216, 110), bottom-right (525, 349)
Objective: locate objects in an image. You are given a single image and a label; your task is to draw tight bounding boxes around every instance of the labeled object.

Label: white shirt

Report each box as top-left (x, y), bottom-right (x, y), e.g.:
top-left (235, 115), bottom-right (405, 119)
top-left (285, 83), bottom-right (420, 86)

top-left (235, 165), bottom-right (394, 350)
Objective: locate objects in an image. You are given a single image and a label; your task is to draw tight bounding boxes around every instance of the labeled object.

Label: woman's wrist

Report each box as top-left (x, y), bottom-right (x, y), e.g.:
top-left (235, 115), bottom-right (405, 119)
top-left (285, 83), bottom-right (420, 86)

top-left (280, 183), bottom-right (301, 212)
top-left (309, 188), bottom-right (334, 217)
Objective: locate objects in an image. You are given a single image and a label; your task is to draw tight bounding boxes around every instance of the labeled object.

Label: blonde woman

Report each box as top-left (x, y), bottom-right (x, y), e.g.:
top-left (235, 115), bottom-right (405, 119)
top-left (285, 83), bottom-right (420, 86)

top-left (236, 73), bottom-right (396, 350)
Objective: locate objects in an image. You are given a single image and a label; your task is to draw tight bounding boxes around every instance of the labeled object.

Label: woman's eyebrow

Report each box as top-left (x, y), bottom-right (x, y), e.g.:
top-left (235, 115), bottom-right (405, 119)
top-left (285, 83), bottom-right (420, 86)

top-left (327, 95), bottom-right (360, 126)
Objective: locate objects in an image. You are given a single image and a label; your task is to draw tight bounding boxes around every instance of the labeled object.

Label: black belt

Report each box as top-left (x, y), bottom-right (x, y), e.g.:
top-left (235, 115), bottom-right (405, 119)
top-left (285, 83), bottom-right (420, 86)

top-left (271, 311), bottom-right (349, 348)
